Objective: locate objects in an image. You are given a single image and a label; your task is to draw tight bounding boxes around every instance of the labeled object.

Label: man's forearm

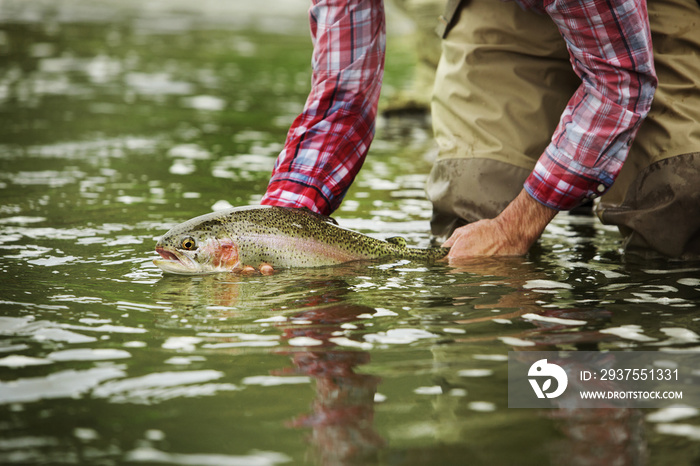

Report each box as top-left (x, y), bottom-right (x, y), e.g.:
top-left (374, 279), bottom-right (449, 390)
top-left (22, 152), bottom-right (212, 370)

top-left (495, 189), bottom-right (558, 252)
top-left (261, 0), bottom-right (386, 215)
top-left (524, 0), bottom-right (656, 211)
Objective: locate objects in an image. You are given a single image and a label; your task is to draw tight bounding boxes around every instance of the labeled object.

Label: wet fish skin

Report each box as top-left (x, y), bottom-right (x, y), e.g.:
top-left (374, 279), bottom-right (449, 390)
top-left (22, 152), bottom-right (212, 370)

top-left (153, 205), bottom-right (448, 274)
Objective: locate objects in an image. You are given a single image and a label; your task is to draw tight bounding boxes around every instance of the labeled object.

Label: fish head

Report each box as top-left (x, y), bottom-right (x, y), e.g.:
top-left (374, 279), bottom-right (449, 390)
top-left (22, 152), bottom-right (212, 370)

top-left (153, 215), bottom-right (240, 274)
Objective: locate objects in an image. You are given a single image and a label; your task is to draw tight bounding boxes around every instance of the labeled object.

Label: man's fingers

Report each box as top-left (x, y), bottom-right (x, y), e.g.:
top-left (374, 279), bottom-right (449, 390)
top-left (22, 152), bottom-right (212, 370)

top-left (442, 225), bottom-right (471, 248)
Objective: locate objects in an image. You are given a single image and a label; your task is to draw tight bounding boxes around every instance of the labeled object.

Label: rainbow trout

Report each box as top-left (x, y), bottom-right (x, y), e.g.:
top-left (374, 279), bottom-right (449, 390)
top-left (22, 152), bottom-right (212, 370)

top-left (153, 205), bottom-right (448, 274)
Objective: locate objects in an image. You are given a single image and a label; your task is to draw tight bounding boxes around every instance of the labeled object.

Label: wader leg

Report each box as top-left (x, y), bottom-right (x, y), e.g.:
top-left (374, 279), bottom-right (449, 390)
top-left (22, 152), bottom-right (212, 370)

top-left (427, 0), bottom-right (579, 241)
top-left (597, 0), bottom-right (700, 259)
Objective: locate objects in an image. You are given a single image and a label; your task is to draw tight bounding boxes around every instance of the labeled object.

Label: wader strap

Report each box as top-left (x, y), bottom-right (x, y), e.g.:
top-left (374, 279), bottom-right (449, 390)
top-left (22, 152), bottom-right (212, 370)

top-left (436, 0), bottom-right (467, 38)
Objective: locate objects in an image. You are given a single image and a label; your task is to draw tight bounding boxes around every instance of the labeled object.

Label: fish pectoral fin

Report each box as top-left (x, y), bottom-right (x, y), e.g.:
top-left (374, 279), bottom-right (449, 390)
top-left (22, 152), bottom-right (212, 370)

top-left (259, 262), bottom-right (274, 275)
top-left (386, 236), bottom-right (408, 248)
top-left (236, 262), bottom-right (274, 275)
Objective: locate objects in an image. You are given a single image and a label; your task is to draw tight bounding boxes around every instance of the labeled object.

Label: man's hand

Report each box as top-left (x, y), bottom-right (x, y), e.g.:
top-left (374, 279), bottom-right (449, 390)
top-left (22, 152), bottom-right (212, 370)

top-left (443, 189), bottom-right (557, 259)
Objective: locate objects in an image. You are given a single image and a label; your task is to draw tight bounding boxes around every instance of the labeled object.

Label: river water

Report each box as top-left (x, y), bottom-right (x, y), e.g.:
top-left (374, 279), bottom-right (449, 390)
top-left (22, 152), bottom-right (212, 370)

top-left (1, 1), bottom-right (699, 465)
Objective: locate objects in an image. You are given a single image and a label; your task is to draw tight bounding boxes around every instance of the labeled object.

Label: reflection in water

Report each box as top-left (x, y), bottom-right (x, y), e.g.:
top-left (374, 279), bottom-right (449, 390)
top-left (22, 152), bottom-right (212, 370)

top-left (155, 275), bottom-right (385, 464)
top-left (281, 302), bottom-right (384, 465)
top-left (547, 408), bottom-right (646, 466)
top-left (430, 258), bottom-right (651, 465)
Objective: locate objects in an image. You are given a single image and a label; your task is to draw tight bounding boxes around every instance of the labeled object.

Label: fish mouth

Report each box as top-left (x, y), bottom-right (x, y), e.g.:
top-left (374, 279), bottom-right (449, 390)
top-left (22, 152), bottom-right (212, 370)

top-left (155, 247), bottom-right (179, 261)
top-left (153, 246), bottom-right (199, 274)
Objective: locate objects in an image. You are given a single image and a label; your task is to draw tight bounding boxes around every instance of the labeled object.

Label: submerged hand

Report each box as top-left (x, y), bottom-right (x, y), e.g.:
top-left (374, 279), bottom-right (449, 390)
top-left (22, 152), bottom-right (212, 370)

top-left (443, 189), bottom-right (557, 260)
top-left (443, 218), bottom-right (526, 257)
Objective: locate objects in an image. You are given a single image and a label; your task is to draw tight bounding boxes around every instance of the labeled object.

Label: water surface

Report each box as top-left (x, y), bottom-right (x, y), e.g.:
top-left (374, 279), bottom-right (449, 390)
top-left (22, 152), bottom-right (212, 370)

top-left (1, 1), bottom-right (700, 465)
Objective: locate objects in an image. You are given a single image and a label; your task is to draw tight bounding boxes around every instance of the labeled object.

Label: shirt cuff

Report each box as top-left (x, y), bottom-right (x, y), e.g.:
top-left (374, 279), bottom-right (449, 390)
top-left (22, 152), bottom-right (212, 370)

top-left (524, 151), bottom-right (610, 211)
top-left (260, 178), bottom-right (334, 216)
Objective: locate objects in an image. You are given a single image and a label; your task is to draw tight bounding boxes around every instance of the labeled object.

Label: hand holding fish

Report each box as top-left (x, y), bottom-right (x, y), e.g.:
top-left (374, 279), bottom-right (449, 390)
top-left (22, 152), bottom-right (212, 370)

top-left (444, 190), bottom-right (557, 260)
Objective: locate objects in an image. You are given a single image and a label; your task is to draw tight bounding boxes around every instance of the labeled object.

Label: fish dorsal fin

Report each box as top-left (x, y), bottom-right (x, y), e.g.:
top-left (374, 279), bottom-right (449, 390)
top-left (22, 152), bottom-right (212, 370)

top-left (386, 236), bottom-right (407, 248)
top-left (292, 206), bottom-right (339, 225)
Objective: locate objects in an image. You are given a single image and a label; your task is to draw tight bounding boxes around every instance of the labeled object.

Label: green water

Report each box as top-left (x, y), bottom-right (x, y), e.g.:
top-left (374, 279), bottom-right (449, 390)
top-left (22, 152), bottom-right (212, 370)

top-left (1, 2), bottom-right (700, 465)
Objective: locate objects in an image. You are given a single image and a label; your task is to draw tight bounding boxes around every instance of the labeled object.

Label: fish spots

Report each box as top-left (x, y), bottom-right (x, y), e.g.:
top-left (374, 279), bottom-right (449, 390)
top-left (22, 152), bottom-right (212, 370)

top-left (154, 206), bottom-right (449, 274)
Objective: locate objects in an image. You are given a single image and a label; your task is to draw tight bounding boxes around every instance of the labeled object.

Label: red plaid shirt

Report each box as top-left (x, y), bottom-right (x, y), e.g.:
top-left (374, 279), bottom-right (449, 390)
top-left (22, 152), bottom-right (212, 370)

top-left (261, 0), bottom-right (385, 215)
top-left (262, 0), bottom-right (656, 214)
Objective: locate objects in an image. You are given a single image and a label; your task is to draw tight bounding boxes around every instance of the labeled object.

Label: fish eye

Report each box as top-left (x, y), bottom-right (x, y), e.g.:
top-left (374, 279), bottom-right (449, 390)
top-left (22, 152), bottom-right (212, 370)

top-left (180, 237), bottom-right (197, 250)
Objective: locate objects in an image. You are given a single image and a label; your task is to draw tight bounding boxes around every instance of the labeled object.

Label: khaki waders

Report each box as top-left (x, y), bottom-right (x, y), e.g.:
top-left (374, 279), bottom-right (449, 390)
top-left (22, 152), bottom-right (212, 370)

top-left (427, 0), bottom-right (700, 259)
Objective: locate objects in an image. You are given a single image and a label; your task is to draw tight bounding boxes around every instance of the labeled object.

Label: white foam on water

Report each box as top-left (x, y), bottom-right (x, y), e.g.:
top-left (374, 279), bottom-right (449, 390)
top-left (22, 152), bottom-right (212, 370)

top-left (182, 95), bottom-right (226, 112)
top-left (414, 386), bottom-right (442, 395)
top-left (373, 308), bottom-right (398, 317)
top-left (73, 427), bottom-right (99, 441)
top-left (197, 333), bottom-right (280, 341)
top-left (62, 324), bottom-right (147, 334)
top-left (287, 337), bottom-right (323, 347)
top-left (0, 216), bottom-right (46, 224)
top-left (643, 268), bottom-right (700, 275)
top-left (169, 159), bottom-right (196, 175)
top-left (498, 336), bottom-right (535, 347)
top-left (599, 325), bottom-right (656, 342)
top-left (201, 341), bottom-right (279, 349)
top-left (93, 370), bottom-right (237, 404)
top-left (47, 348), bottom-right (131, 361)
top-left (521, 313), bottom-right (586, 326)
top-left (164, 356), bottom-right (206, 365)
top-left (241, 376), bottom-right (310, 387)
top-left (678, 278), bottom-right (700, 287)
top-left (123, 341), bottom-right (147, 348)
top-left (661, 346), bottom-right (700, 353)
top-left (473, 354), bottom-right (508, 361)
top-left (492, 319), bottom-right (512, 325)
top-left (27, 255), bottom-right (80, 266)
top-left (649, 328), bottom-right (700, 347)
top-left (33, 328), bottom-right (97, 343)
top-left (0, 344), bottom-right (30, 353)
top-left (327, 337), bottom-right (373, 350)
top-left (162, 337), bottom-right (202, 351)
top-left (124, 447), bottom-right (291, 466)
top-left (253, 316), bottom-right (287, 323)
top-left (655, 423), bottom-right (700, 441)
top-left (457, 369), bottom-right (493, 378)
top-left (363, 328), bottom-right (438, 345)
top-left (0, 367), bottom-right (125, 404)
top-left (646, 404), bottom-right (699, 423)
top-left (468, 401), bottom-right (496, 412)
top-left (211, 200), bottom-right (234, 211)
top-left (522, 280), bottom-right (573, 290)
top-left (0, 355), bottom-right (52, 367)
top-left (625, 292), bottom-right (688, 305)
top-left (145, 430), bottom-right (166, 442)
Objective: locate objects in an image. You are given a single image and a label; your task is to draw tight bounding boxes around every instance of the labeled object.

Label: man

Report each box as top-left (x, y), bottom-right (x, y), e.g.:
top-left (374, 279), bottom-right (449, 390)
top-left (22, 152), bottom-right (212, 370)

top-left (262, 0), bottom-right (700, 260)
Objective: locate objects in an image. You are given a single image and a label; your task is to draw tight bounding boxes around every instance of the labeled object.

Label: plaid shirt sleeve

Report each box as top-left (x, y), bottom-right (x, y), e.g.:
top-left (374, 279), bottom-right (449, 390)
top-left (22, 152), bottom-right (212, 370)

top-left (260, 0), bottom-right (386, 215)
top-left (520, 0), bottom-right (657, 210)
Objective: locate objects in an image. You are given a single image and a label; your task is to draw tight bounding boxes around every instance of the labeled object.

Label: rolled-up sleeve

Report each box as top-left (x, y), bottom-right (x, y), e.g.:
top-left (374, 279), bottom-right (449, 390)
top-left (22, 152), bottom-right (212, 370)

top-left (523, 0), bottom-right (657, 210)
top-left (261, 0), bottom-right (386, 215)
